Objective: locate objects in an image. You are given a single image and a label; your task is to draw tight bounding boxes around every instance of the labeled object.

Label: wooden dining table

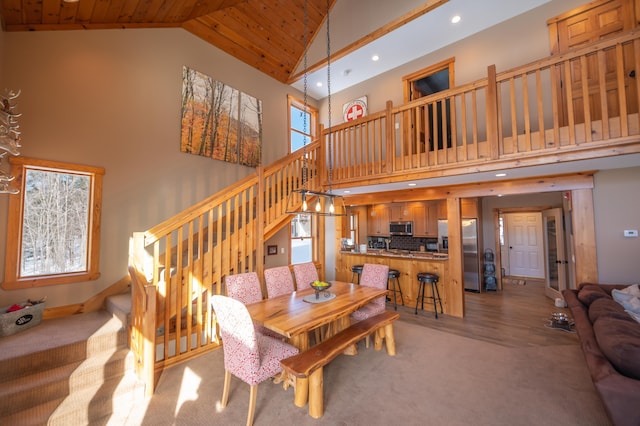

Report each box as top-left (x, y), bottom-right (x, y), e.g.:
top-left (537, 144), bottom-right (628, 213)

top-left (245, 280), bottom-right (387, 407)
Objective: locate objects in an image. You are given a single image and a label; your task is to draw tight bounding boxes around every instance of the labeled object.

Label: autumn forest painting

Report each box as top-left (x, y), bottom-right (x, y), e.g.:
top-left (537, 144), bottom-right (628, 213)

top-left (180, 66), bottom-right (262, 167)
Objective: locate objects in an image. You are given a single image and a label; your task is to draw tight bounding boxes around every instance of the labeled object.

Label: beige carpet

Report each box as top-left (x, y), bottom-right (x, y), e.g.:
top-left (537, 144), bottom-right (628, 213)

top-left (113, 320), bottom-right (610, 426)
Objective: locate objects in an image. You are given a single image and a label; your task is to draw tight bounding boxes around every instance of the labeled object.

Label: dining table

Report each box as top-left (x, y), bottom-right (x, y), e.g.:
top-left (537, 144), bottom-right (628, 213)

top-left (245, 280), bottom-right (388, 407)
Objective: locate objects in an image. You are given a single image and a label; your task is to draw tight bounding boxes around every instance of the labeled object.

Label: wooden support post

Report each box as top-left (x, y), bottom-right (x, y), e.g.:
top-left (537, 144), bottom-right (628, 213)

top-left (294, 377), bottom-right (309, 408)
top-left (485, 65), bottom-right (499, 160)
top-left (308, 368), bottom-right (324, 418)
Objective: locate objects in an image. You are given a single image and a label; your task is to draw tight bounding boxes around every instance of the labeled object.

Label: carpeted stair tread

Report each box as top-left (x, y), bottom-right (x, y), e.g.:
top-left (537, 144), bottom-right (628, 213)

top-left (0, 370), bottom-right (145, 426)
top-left (0, 327), bottom-right (127, 385)
top-left (0, 348), bottom-right (134, 416)
top-left (0, 310), bottom-right (125, 362)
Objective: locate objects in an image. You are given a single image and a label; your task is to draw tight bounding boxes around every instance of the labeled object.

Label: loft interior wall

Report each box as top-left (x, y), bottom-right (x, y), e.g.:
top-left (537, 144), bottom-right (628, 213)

top-left (319, 0), bottom-right (585, 126)
top-left (593, 167), bottom-right (640, 283)
top-left (0, 28), bottom-right (306, 308)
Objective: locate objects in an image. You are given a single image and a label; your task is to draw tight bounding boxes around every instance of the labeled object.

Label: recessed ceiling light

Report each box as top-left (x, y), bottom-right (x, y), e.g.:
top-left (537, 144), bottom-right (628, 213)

top-left (408, 183), bottom-right (416, 187)
top-left (495, 173), bottom-right (507, 177)
top-left (316, 82), bottom-right (323, 87)
top-left (371, 55), bottom-right (380, 61)
top-left (451, 15), bottom-right (461, 24)
top-left (343, 190), bottom-right (351, 193)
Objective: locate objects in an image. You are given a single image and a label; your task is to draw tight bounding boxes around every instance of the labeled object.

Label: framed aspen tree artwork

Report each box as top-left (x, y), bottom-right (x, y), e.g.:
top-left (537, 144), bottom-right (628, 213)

top-left (180, 66), bottom-right (262, 167)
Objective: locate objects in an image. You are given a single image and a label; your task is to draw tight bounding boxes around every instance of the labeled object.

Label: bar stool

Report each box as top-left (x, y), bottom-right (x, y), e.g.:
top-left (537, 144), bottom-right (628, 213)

top-left (387, 269), bottom-right (404, 310)
top-left (351, 264), bottom-right (363, 284)
top-left (415, 272), bottom-right (442, 318)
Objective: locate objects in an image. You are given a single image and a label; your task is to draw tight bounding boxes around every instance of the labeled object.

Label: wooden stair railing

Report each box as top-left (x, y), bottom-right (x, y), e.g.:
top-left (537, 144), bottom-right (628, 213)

top-left (321, 29), bottom-right (640, 188)
top-left (128, 141), bottom-right (321, 394)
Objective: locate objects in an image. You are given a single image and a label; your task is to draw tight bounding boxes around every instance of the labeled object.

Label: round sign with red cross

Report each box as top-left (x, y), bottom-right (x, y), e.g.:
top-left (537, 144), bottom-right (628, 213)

top-left (343, 96), bottom-right (368, 122)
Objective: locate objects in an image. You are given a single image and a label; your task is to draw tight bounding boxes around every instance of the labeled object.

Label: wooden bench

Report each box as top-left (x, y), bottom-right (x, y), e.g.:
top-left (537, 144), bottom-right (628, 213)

top-left (280, 311), bottom-right (400, 418)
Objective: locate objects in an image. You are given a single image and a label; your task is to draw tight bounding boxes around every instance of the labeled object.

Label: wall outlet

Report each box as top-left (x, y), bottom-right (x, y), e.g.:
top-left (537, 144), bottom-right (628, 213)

top-left (623, 229), bottom-right (638, 237)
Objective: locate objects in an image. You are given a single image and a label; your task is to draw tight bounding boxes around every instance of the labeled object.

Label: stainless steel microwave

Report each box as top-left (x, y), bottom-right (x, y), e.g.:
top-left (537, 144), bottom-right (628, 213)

top-left (389, 221), bottom-right (413, 236)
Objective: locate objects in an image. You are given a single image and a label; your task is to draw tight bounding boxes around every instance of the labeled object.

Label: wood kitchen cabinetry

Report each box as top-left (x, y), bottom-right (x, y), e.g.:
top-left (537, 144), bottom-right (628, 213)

top-left (367, 205), bottom-right (390, 236)
top-left (389, 204), bottom-right (411, 222)
top-left (410, 201), bottom-right (438, 237)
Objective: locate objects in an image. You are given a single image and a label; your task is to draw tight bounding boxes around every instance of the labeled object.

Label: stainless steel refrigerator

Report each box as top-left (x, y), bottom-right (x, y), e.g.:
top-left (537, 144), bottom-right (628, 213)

top-left (437, 219), bottom-right (481, 292)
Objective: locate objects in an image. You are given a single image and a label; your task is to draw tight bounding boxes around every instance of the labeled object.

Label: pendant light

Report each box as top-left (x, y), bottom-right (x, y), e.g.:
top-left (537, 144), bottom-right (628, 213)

top-left (286, 0), bottom-right (346, 217)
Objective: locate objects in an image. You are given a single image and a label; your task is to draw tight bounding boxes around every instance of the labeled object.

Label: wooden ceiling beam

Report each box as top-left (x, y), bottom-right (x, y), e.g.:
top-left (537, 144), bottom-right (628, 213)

top-left (343, 172), bottom-right (596, 206)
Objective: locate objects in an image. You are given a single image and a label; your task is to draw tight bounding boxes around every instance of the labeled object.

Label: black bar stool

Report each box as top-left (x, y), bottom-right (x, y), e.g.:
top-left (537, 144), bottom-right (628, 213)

top-left (415, 272), bottom-right (442, 318)
top-left (387, 269), bottom-right (404, 310)
top-left (350, 264), bottom-right (363, 284)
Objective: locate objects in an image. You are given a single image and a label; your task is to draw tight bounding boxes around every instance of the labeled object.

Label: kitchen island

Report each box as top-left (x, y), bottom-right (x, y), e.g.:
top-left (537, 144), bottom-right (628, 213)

top-left (336, 250), bottom-right (449, 315)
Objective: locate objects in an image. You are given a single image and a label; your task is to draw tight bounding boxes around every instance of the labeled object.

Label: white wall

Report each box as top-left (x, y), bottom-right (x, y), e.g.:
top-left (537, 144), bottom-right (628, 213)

top-left (594, 167), bottom-right (640, 284)
top-left (319, 0), bottom-right (585, 125)
top-left (0, 28), bottom-right (307, 307)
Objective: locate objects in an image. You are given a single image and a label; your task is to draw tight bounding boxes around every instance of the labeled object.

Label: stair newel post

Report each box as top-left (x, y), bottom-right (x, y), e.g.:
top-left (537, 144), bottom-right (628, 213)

top-left (486, 64), bottom-right (500, 160)
top-left (256, 167), bottom-right (265, 290)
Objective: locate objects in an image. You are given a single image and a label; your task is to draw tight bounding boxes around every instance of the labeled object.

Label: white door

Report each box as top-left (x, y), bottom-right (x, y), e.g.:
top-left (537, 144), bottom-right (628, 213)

top-left (543, 208), bottom-right (568, 300)
top-left (506, 213), bottom-right (545, 278)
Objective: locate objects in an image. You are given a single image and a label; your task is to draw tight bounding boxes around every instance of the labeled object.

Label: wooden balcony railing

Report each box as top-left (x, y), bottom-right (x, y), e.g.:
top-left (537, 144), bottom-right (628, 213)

top-left (128, 141), bottom-right (320, 394)
top-left (322, 29), bottom-right (640, 187)
top-left (128, 30), bottom-right (640, 395)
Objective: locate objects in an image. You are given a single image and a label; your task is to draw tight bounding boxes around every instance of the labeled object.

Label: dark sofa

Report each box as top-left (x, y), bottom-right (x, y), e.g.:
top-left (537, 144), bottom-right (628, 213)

top-left (562, 283), bottom-right (640, 426)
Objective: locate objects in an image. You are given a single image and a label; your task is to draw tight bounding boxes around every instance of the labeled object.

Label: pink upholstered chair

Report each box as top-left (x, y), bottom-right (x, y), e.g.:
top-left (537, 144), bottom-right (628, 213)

top-left (351, 263), bottom-right (389, 322)
top-left (264, 266), bottom-right (295, 298)
top-left (225, 272), bottom-right (263, 304)
top-left (351, 263), bottom-right (389, 347)
top-left (292, 262), bottom-right (319, 289)
top-left (211, 295), bottom-right (299, 426)
top-left (225, 271), bottom-right (282, 338)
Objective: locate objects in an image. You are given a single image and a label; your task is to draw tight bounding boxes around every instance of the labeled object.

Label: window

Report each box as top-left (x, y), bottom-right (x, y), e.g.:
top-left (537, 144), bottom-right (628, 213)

top-left (288, 95), bottom-right (317, 153)
top-left (290, 213), bottom-right (314, 264)
top-left (347, 212), bottom-right (358, 245)
top-left (3, 157), bottom-right (104, 289)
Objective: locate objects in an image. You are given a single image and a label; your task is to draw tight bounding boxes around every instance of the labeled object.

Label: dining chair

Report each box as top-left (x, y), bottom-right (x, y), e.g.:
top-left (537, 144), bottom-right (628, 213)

top-left (211, 295), bottom-right (299, 426)
top-left (225, 271), bottom-right (282, 338)
top-left (351, 263), bottom-right (389, 347)
top-left (264, 266), bottom-right (296, 298)
top-left (225, 272), bottom-right (263, 304)
top-left (292, 262), bottom-right (325, 342)
top-left (293, 262), bottom-right (319, 289)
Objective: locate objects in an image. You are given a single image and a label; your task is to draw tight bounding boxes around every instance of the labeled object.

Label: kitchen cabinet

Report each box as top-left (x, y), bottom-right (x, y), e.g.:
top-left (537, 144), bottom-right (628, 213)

top-left (389, 203), bottom-right (412, 222)
top-left (367, 205), bottom-right (390, 236)
top-left (411, 201), bottom-right (438, 237)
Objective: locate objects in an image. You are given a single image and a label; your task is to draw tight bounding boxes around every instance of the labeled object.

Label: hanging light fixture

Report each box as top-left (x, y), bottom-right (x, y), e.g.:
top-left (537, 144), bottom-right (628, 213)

top-left (286, 0), bottom-right (346, 217)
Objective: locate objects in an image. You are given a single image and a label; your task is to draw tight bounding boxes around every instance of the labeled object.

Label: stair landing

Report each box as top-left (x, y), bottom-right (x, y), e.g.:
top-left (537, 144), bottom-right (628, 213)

top-left (0, 309), bottom-right (124, 363)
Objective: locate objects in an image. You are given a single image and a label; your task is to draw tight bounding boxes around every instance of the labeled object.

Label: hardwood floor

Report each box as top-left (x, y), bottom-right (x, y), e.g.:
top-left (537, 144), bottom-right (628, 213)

top-left (392, 277), bottom-right (579, 348)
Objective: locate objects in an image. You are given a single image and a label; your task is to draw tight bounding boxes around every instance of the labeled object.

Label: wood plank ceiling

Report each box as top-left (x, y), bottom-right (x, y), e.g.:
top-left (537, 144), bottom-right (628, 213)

top-left (0, 0), bottom-right (334, 84)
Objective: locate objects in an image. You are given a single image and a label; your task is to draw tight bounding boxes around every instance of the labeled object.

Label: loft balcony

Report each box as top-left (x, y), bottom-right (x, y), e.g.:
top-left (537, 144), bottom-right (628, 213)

top-left (318, 29), bottom-right (640, 190)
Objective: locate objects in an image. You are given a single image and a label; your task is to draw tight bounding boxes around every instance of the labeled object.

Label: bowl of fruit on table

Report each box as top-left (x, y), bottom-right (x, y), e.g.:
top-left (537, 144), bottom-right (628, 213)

top-left (310, 280), bottom-right (332, 298)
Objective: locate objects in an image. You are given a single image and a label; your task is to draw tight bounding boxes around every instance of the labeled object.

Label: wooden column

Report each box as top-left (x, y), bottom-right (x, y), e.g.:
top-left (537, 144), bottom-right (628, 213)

top-left (485, 65), bottom-right (500, 160)
top-left (571, 189), bottom-right (598, 284)
top-left (446, 197), bottom-right (465, 317)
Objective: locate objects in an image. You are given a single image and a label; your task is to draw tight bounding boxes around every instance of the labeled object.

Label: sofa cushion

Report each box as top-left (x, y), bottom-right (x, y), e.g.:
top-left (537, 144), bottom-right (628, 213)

top-left (588, 296), bottom-right (631, 324)
top-left (578, 284), bottom-right (609, 306)
top-left (593, 316), bottom-right (640, 380)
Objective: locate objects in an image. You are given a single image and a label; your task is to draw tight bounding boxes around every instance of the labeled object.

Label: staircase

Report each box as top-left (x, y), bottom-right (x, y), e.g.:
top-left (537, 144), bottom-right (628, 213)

top-left (0, 293), bottom-right (145, 425)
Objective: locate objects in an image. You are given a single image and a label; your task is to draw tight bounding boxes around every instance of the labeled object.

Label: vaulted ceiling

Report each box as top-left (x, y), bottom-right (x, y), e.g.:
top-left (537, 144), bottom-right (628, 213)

top-left (0, 0), bottom-right (335, 84)
top-left (0, 0), bottom-right (558, 99)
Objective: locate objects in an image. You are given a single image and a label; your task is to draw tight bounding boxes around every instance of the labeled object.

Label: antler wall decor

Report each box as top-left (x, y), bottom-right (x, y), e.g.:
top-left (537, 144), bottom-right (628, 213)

top-left (0, 89), bottom-right (22, 194)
